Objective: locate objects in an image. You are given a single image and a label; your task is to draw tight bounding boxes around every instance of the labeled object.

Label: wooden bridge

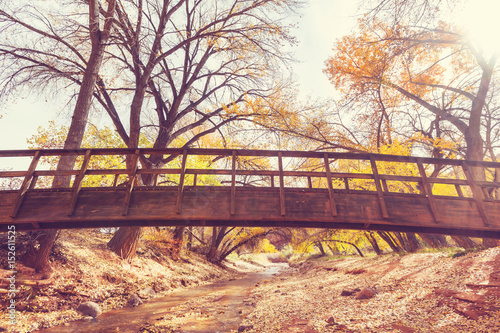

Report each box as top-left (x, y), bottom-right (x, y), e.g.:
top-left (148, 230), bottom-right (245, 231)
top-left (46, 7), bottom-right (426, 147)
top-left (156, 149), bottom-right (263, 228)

top-left (1, 148), bottom-right (500, 238)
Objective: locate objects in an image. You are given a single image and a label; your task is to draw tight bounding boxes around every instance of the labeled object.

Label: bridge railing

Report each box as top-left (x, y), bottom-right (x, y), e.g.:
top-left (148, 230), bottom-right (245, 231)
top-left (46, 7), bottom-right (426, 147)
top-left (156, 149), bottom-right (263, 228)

top-left (1, 148), bottom-right (500, 223)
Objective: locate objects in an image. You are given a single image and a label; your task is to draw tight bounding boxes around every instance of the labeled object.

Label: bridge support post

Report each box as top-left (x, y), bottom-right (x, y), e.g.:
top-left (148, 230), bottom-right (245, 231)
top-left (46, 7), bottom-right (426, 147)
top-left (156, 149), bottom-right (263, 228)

top-left (278, 152), bottom-right (286, 216)
top-left (175, 150), bottom-right (188, 215)
top-left (369, 156), bottom-right (389, 219)
top-left (324, 154), bottom-right (337, 217)
top-left (11, 151), bottom-right (41, 218)
top-left (122, 149), bottom-right (140, 216)
top-left (416, 158), bottom-right (440, 223)
top-left (462, 161), bottom-right (490, 226)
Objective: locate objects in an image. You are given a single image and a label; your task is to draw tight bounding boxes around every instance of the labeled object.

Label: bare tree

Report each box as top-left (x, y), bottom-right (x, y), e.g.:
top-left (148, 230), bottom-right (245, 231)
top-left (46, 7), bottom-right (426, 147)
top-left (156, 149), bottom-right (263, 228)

top-left (0, 0), bottom-right (302, 260)
top-left (0, 0), bottom-right (117, 274)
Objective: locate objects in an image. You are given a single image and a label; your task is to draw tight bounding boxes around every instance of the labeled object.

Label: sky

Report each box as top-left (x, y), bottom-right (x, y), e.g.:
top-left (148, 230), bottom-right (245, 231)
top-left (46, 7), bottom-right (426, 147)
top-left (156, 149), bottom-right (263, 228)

top-left (0, 1), bottom-right (359, 156)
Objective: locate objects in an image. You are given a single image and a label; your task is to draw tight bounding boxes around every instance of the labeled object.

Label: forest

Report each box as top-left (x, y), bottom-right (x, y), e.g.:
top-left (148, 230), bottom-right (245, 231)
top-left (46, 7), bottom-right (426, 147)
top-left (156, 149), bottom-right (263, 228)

top-left (1, 0), bottom-right (500, 332)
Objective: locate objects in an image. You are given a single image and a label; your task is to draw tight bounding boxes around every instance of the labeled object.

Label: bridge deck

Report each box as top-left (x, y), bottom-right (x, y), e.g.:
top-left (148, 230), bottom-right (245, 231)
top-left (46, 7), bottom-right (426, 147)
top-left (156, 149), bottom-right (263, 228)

top-left (1, 148), bottom-right (500, 237)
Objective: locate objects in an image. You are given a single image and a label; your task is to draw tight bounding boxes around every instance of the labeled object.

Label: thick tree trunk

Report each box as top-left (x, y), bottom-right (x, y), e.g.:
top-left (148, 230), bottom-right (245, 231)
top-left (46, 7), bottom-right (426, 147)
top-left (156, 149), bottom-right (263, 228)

top-left (107, 227), bottom-right (142, 260)
top-left (172, 226), bottom-right (186, 259)
top-left (207, 227), bottom-right (219, 262)
top-left (207, 227), bottom-right (227, 262)
top-left (22, 229), bottom-right (58, 277)
top-left (21, 0), bottom-right (116, 273)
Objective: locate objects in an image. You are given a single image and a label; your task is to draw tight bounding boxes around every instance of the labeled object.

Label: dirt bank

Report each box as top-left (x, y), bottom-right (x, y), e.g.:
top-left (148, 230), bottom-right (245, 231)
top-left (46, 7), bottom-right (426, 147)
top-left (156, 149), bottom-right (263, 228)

top-left (240, 248), bottom-right (500, 332)
top-left (0, 229), bottom-right (263, 332)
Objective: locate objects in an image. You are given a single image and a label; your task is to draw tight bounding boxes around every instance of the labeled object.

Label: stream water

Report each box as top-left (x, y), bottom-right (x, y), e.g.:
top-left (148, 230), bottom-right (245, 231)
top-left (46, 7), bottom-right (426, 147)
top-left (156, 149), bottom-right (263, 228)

top-left (36, 264), bottom-right (287, 333)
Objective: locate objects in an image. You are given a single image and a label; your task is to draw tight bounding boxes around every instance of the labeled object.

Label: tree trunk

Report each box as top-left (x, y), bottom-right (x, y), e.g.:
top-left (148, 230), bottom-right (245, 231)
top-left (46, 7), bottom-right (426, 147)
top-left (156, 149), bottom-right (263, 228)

top-left (365, 232), bottom-right (382, 255)
top-left (22, 229), bottom-right (59, 277)
top-left (451, 235), bottom-right (477, 249)
top-left (107, 227), bottom-right (142, 260)
top-left (316, 241), bottom-right (326, 256)
top-left (483, 238), bottom-right (499, 248)
top-left (405, 233), bottom-right (421, 252)
top-left (172, 226), bottom-right (186, 259)
top-left (187, 226), bottom-right (193, 252)
top-left (21, 0), bottom-right (116, 273)
top-left (378, 231), bottom-right (403, 253)
top-left (207, 227), bottom-right (220, 262)
top-left (419, 234), bottom-right (449, 248)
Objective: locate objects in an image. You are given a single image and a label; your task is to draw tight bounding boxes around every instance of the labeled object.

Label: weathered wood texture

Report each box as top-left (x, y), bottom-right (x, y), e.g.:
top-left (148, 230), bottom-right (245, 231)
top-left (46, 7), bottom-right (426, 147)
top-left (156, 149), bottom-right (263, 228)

top-left (1, 148), bottom-right (500, 237)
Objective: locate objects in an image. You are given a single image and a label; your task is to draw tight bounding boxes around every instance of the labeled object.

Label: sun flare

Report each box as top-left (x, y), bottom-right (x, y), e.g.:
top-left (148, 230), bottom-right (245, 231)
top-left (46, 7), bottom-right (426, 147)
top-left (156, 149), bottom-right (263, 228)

top-left (458, 0), bottom-right (500, 55)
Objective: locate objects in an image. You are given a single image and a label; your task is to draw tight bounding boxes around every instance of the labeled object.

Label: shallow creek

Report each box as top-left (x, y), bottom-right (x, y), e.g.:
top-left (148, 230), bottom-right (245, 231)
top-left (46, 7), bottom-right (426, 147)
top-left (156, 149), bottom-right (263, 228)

top-left (36, 264), bottom-right (287, 333)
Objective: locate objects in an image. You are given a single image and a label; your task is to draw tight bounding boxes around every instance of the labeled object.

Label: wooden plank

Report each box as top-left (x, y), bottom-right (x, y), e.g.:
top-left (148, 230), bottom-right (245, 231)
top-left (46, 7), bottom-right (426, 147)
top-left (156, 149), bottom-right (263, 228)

top-left (462, 161), bottom-right (490, 226)
top-left (417, 159), bottom-right (440, 223)
top-left (68, 150), bottom-right (92, 216)
top-left (307, 176), bottom-right (312, 189)
top-left (369, 156), bottom-right (389, 218)
top-left (231, 150), bottom-right (236, 215)
top-left (122, 150), bottom-right (140, 216)
top-left (428, 178), bottom-right (469, 185)
top-left (455, 184), bottom-right (464, 197)
top-left (176, 150), bottom-right (188, 214)
top-left (11, 151), bottom-right (41, 218)
top-left (278, 152), bottom-right (286, 216)
top-left (324, 154), bottom-right (337, 217)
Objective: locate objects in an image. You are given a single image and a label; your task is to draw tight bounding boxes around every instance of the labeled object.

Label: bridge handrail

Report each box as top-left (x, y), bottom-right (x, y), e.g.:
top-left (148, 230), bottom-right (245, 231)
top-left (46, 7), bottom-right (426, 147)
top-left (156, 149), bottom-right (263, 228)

top-left (1, 149), bottom-right (499, 190)
top-left (1, 147), bottom-right (500, 167)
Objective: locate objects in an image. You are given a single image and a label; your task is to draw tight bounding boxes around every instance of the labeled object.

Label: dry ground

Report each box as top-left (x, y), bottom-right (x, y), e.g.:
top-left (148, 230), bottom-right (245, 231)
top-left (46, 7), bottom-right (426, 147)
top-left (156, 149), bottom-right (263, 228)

top-left (2, 229), bottom-right (500, 333)
top-left (240, 247), bottom-right (500, 332)
top-left (0, 229), bottom-right (261, 332)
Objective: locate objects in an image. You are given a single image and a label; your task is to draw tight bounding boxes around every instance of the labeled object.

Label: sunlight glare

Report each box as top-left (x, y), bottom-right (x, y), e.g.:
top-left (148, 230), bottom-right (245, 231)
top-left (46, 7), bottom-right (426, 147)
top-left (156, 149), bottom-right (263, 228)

top-left (459, 0), bottom-right (500, 55)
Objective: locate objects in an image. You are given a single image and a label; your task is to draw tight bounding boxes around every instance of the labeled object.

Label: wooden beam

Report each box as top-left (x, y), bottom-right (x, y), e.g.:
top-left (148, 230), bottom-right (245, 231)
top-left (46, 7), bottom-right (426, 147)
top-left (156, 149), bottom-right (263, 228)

top-left (278, 152), bottom-right (286, 216)
top-left (11, 151), bottom-right (41, 217)
top-left (68, 150), bottom-right (92, 216)
top-left (122, 150), bottom-right (140, 216)
top-left (417, 159), bottom-right (440, 223)
top-left (113, 174), bottom-right (119, 187)
top-left (369, 156), bottom-right (389, 218)
top-left (381, 179), bottom-right (389, 192)
top-left (343, 178), bottom-right (350, 190)
top-left (462, 161), bottom-right (490, 226)
top-left (28, 175), bottom-right (38, 190)
top-left (176, 150), bottom-right (188, 214)
top-left (324, 154), bottom-right (337, 217)
top-left (3, 147), bottom-right (500, 170)
top-left (231, 150), bottom-right (236, 215)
